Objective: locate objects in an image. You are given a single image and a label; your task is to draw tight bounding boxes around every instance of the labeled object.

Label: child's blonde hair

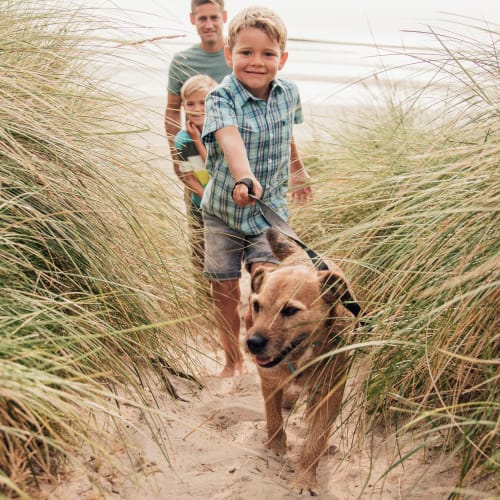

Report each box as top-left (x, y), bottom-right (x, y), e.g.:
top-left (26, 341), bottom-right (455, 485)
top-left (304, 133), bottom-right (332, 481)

top-left (226, 6), bottom-right (287, 53)
top-left (180, 74), bottom-right (218, 101)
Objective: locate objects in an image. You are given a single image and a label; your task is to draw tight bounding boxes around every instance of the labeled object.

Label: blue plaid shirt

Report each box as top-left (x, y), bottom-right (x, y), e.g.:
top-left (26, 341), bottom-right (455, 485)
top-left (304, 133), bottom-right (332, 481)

top-left (201, 74), bottom-right (303, 235)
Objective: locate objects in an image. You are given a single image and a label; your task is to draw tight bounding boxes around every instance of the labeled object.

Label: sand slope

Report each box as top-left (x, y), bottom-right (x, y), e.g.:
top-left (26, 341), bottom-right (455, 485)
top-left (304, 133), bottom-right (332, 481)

top-left (41, 346), bottom-right (460, 499)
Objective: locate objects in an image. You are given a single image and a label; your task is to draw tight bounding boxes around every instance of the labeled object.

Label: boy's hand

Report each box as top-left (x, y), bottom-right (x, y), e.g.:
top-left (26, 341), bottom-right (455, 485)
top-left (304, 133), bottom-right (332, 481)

top-left (186, 120), bottom-right (201, 141)
top-left (290, 169), bottom-right (313, 203)
top-left (231, 177), bottom-right (262, 206)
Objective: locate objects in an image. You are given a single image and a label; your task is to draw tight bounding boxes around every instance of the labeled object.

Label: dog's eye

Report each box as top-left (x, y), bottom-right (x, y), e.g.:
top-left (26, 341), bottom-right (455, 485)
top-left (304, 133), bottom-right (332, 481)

top-left (253, 301), bottom-right (260, 314)
top-left (281, 306), bottom-right (299, 317)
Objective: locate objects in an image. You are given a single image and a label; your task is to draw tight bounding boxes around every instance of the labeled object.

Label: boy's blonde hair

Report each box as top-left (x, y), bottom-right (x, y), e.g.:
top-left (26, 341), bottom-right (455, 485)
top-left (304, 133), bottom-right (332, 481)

top-left (180, 74), bottom-right (218, 101)
top-left (226, 6), bottom-right (287, 53)
top-left (191, 0), bottom-right (224, 13)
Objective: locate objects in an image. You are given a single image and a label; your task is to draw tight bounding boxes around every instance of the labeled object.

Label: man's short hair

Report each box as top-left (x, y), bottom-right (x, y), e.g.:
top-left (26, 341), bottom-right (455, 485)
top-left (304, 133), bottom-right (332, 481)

top-left (191, 0), bottom-right (224, 13)
top-left (226, 6), bottom-right (287, 52)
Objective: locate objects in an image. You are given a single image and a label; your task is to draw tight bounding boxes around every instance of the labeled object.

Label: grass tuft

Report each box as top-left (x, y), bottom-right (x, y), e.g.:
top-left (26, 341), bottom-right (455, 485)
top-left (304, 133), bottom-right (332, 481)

top-left (1, 1), bottom-right (211, 496)
top-left (296, 18), bottom-right (499, 494)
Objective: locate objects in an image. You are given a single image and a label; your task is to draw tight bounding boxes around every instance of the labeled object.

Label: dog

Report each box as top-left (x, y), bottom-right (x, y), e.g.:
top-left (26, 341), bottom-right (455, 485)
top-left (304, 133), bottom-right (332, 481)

top-left (245, 228), bottom-right (361, 495)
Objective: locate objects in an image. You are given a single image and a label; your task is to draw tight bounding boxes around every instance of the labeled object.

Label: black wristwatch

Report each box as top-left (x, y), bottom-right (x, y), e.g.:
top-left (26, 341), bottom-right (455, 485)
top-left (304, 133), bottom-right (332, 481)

top-left (231, 177), bottom-right (254, 197)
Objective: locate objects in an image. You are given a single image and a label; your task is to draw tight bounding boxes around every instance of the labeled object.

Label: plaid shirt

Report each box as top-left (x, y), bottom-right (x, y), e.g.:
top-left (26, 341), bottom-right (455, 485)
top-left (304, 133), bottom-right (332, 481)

top-left (201, 74), bottom-right (303, 235)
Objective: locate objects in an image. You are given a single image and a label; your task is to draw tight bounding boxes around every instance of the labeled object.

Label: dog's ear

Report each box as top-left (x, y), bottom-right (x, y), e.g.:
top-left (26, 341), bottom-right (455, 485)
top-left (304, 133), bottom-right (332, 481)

top-left (266, 227), bottom-right (303, 261)
top-left (318, 270), bottom-right (362, 318)
top-left (251, 267), bottom-right (268, 293)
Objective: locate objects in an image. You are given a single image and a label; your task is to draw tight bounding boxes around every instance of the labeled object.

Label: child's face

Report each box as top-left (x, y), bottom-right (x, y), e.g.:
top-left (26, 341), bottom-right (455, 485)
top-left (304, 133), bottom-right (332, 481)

top-left (224, 27), bottom-right (288, 100)
top-left (183, 90), bottom-right (206, 129)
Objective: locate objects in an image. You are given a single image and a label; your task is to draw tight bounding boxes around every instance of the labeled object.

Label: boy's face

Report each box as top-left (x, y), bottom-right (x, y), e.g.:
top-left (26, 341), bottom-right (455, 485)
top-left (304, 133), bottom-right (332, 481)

top-left (224, 27), bottom-right (288, 100)
top-left (190, 3), bottom-right (227, 48)
top-left (183, 90), bottom-right (207, 129)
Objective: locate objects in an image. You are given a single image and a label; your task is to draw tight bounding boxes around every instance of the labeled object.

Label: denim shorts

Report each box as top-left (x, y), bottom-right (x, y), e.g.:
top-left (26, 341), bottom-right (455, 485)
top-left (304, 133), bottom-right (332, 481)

top-left (203, 212), bottom-right (279, 280)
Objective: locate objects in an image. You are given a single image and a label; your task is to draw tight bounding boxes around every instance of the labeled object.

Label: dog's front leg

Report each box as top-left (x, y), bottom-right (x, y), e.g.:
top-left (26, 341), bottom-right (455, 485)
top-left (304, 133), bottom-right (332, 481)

top-left (261, 379), bottom-right (287, 454)
top-left (295, 372), bottom-right (346, 495)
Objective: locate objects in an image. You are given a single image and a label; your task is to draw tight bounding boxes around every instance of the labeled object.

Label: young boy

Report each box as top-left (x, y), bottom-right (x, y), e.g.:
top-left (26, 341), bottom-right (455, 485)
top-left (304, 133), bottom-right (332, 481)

top-left (201, 6), bottom-right (312, 377)
top-left (165, 0), bottom-right (229, 178)
top-left (174, 74), bottom-right (218, 271)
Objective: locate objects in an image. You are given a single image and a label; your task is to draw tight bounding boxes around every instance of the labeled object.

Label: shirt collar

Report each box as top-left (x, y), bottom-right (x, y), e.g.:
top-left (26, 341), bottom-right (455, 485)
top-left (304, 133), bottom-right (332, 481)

top-left (230, 74), bottom-right (284, 107)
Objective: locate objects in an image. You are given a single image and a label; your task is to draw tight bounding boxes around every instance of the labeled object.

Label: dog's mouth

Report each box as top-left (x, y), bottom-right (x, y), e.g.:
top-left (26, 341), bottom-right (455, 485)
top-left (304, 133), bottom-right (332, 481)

top-left (255, 333), bottom-right (307, 369)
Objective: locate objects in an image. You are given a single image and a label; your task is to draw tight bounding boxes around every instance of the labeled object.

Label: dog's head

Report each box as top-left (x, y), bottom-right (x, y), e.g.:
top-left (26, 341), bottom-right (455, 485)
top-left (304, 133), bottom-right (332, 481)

top-left (245, 228), bottom-right (359, 370)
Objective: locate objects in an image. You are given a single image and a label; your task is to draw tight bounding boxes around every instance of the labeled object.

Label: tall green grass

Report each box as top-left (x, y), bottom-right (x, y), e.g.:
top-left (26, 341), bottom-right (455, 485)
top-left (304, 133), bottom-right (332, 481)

top-left (1, 2), bottom-right (209, 496)
top-left (296, 20), bottom-right (499, 495)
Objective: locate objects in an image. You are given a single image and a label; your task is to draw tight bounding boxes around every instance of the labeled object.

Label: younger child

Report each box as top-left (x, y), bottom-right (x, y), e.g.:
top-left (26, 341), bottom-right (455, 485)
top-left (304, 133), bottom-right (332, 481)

top-left (201, 6), bottom-right (313, 377)
top-left (174, 74), bottom-right (218, 271)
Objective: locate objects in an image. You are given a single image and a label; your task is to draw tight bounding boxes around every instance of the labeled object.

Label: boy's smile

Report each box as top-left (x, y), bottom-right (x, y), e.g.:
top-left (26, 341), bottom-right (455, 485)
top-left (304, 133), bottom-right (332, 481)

top-left (225, 27), bottom-right (288, 100)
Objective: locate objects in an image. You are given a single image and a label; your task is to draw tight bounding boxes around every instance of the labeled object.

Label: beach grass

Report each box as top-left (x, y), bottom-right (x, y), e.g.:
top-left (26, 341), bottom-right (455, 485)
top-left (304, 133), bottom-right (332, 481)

top-left (295, 19), bottom-right (499, 495)
top-left (1, 2), bottom-right (212, 496)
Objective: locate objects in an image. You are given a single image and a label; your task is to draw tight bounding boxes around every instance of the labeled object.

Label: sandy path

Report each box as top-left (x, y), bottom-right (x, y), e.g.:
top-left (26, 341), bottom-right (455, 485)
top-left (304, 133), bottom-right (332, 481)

top-left (42, 273), bottom-right (459, 500)
top-left (40, 102), bottom-right (461, 499)
top-left (41, 361), bottom-right (459, 499)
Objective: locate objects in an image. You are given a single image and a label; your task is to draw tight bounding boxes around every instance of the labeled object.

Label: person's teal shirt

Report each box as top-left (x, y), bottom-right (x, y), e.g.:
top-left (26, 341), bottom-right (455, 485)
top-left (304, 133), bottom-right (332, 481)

top-left (201, 74), bottom-right (303, 235)
top-left (168, 45), bottom-right (230, 95)
top-left (174, 130), bottom-right (209, 208)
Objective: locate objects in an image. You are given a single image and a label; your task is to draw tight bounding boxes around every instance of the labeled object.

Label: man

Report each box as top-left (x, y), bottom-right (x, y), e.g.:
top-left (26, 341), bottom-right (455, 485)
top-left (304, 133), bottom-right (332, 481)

top-left (165, 0), bottom-right (230, 189)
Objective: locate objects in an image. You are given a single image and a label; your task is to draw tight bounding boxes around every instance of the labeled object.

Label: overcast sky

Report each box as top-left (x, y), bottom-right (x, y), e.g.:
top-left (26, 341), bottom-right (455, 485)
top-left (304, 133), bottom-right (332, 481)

top-left (97, 0), bottom-right (498, 45)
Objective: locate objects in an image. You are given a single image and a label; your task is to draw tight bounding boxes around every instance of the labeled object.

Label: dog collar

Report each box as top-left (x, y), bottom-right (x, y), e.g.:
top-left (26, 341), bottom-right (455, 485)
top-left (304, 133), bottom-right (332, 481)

top-left (287, 340), bottom-right (322, 374)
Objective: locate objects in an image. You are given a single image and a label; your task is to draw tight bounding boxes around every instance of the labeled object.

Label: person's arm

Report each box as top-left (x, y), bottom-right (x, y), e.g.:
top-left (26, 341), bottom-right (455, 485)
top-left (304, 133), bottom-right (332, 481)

top-left (173, 130), bottom-right (205, 199)
top-left (186, 120), bottom-right (207, 162)
top-left (181, 172), bottom-right (204, 199)
top-left (214, 125), bottom-right (262, 207)
top-left (165, 92), bottom-right (183, 179)
top-left (289, 137), bottom-right (313, 203)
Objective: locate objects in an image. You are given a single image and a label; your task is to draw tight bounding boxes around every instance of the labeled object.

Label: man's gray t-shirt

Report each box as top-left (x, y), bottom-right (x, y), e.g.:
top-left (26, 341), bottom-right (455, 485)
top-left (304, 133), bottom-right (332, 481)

top-left (167, 45), bottom-right (230, 95)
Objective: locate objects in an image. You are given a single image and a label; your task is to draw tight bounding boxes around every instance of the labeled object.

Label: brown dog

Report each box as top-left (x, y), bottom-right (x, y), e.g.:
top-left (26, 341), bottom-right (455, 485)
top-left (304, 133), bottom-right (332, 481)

top-left (245, 228), bottom-right (360, 495)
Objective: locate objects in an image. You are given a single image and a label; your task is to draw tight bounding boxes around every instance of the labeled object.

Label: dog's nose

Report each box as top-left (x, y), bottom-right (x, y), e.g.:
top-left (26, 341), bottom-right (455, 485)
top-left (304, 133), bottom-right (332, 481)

top-left (246, 334), bottom-right (268, 354)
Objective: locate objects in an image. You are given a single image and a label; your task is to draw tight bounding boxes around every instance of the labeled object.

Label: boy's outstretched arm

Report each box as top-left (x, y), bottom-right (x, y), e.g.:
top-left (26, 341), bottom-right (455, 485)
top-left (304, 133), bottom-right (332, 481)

top-left (289, 137), bottom-right (313, 203)
top-left (214, 126), bottom-right (262, 207)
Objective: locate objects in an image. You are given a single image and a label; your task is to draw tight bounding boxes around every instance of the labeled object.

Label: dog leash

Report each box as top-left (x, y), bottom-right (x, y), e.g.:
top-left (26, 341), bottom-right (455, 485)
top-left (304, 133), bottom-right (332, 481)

top-left (232, 178), bottom-right (329, 271)
top-left (233, 178), bottom-right (365, 326)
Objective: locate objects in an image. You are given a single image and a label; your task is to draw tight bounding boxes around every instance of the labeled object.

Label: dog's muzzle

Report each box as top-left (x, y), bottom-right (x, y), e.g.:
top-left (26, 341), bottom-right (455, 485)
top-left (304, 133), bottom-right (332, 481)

top-left (247, 333), bottom-right (307, 369)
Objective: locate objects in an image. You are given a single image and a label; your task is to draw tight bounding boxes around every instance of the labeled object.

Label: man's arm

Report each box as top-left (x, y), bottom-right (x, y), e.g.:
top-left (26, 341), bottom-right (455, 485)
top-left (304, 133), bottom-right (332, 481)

top-left (214, 125), bottom-right (262, 207)
top-left (165, 92), bottom-right (183, 179)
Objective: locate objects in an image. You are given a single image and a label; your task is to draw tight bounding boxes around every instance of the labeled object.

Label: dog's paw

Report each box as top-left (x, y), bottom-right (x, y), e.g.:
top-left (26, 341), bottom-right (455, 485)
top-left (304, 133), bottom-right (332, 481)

top-left (266, 432), bottom-right (287, 455)
top-left (292, 482), bottom-right (319, 496)
top-left (292, 471), bottom-right (319, 496)
top-left (266, 441), bottom-right (287, 456)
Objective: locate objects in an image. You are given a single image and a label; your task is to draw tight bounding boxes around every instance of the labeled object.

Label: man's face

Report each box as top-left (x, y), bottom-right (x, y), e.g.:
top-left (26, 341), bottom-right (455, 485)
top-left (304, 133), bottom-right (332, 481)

top-left (190, 3), bottom-right (227, 48)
